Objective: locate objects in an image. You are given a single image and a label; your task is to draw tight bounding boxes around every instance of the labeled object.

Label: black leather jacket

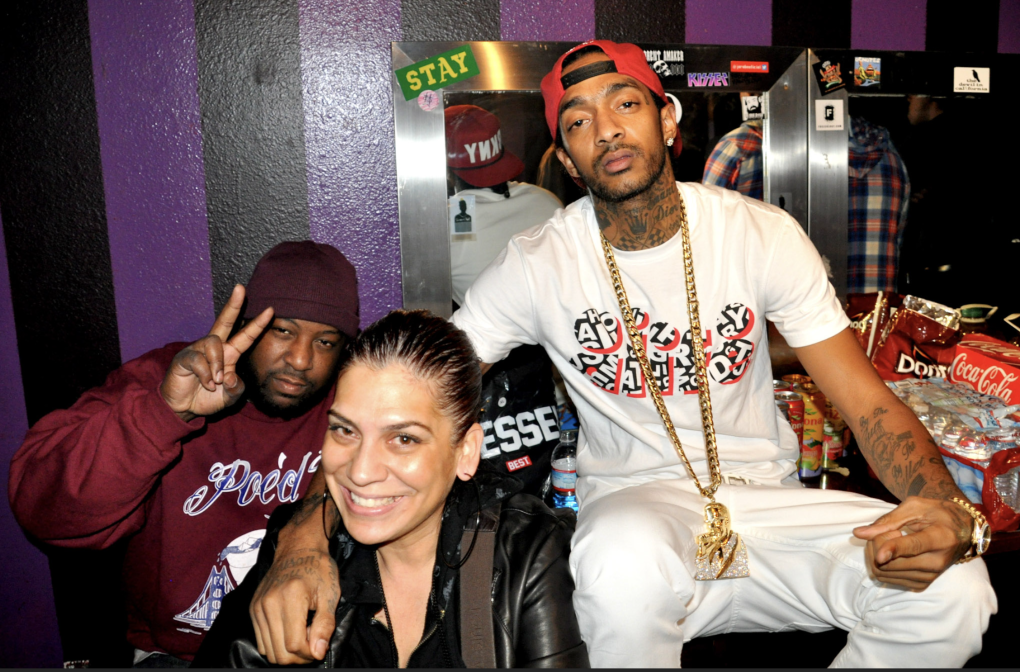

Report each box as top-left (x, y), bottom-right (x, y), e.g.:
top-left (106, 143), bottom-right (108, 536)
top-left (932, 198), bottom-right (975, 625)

top-left (194, 472), bottom-right (589, 668)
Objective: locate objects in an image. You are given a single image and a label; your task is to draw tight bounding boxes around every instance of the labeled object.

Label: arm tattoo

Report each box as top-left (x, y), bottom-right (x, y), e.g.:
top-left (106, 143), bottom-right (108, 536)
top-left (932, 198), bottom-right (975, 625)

top-left (856, 406), bottom-right (961, 501)
top-left (289, 493), bottom-right (323, 527)
top-left (905, 474), bottom-right (927, 497)
top-left (267, 553), bottom-right (321, 587)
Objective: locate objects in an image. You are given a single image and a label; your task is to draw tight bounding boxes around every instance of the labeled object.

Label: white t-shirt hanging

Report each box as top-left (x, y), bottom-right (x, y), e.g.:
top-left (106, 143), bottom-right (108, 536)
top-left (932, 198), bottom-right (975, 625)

top-left (450, 182), bottom-right (563, 306)
top-left (453, 182), bottom-right (849, 502)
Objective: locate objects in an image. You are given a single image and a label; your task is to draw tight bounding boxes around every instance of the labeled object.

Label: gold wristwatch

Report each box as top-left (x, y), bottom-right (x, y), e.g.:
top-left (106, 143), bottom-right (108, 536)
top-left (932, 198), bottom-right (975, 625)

top-left (951, 497), bottom-right (991, 563)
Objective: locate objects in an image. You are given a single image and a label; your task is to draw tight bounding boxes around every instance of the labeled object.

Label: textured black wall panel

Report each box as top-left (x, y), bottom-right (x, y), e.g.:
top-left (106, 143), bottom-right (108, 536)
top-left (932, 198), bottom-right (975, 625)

top-left (194, 0), bottom-right (311, 310)
top-left (594, 0), bottom-right (685, 43)
top-left (0, 0), bottom-right (122, 425)
top-left (401, 0), bottom-right (500, 41)
top-left (927, 0), bottom-right (1000, 52)
top-left (772, 0), bottom-right (851, 48)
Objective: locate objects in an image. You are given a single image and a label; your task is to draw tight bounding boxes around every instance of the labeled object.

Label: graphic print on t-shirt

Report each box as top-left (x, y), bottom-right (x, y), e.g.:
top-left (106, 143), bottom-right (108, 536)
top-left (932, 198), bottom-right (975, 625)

top-left (182, 450), bottom-right (320, 516)
top-left (174, 529), bottom-right (266, 633)
top-left (175, 450), bottom-right (321, 635)
top-left (569, 303), bottom-right (755, 395)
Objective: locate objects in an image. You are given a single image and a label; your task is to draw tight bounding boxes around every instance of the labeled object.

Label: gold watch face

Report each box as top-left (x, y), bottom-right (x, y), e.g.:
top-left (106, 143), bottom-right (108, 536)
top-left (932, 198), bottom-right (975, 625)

top-left (976, 522), bottom-right (991, 555)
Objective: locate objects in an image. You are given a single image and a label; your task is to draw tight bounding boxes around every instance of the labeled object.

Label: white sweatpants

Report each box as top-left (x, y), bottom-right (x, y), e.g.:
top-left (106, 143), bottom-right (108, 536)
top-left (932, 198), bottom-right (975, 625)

top-left (570, 478), bottom-right (997, 668)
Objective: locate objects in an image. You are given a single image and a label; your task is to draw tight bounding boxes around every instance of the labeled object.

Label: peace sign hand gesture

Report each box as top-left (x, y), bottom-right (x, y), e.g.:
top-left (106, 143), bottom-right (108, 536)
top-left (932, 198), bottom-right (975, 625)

top-left (160, 285), bottom-right (274, 422)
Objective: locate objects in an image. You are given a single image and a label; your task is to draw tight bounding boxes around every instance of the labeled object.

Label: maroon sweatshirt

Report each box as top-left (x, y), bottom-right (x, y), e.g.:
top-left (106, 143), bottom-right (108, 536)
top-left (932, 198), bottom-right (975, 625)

top-left (9, 343), bottom-right (331, 661)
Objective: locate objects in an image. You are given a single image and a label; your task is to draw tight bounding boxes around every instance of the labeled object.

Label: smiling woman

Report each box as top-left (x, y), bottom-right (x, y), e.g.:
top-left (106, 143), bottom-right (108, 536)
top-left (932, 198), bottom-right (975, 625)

top-left (322, 314), bottom-right (483, 563)
top-left (193, 310), bottom-right (589, 668)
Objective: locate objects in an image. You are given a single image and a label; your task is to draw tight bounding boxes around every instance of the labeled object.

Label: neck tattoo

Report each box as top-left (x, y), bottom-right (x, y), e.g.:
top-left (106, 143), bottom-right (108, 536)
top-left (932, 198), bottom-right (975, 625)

top-left (592, 169), bottom-right (682, 252)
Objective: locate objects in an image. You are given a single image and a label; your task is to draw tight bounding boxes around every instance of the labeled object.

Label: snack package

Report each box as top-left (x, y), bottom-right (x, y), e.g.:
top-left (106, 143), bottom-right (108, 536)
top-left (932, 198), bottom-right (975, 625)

top-left (845, 291), bottom-right (903, 357)
top-left (887, 378), bottom-right (1020, 531)
top-left (870, 297), bottom-right (961, 381)
top-left (949, 334), bottom-right (1020, 405)
top-left (900, 295), bottom-right (961, 330)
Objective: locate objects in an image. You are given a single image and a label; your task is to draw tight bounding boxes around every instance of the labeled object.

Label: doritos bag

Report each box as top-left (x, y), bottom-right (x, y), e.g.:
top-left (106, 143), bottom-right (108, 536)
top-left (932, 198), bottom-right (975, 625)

top-left (478, 344), bottom-right (560, 496)
top-left (870, 296), bottom-right (961, 381)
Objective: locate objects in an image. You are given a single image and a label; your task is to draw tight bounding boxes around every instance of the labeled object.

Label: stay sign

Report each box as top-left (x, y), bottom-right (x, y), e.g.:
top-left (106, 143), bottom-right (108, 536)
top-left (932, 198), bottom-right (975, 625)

top-left (395, 45), bottom-right (480, 101)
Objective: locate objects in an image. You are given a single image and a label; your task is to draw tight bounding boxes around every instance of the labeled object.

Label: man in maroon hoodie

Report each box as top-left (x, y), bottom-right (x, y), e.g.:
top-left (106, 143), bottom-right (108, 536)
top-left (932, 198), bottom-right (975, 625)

top-left (9, 241), bottom-right (358, 666)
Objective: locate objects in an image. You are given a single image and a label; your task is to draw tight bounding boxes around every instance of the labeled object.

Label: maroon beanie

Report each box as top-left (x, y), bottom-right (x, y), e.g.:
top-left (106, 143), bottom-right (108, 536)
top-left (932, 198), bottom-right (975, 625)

top-left (243, 241), bottom-right (359, 337)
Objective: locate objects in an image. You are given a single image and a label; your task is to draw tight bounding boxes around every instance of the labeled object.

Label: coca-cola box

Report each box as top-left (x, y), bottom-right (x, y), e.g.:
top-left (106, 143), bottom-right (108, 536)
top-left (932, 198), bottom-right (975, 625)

top-left (948, 334), bottom-right (1020, 404)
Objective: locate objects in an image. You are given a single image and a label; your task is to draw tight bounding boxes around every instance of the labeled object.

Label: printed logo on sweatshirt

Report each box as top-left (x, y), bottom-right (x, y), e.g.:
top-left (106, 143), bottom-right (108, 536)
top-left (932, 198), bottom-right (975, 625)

top-left (174, 529), bottom-right (266, 633)
top-left (568, 303), bottom-right (755, 396)
top-left (182, 450), bottom-right (320, 517)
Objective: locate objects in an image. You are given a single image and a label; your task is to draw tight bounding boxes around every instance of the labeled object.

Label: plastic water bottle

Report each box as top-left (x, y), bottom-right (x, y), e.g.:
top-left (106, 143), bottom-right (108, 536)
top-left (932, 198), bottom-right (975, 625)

top-left (551, 429), bottom-right (579, 512)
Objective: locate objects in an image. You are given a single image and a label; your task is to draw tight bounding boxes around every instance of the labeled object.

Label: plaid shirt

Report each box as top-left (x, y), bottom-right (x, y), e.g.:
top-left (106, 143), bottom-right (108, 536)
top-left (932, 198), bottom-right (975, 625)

top-left (848, 117), bottom-right (910, 294)
top-left (702, 120), bottom-right (763, 201)
top-left (703, 117), bottom-right (910, 293)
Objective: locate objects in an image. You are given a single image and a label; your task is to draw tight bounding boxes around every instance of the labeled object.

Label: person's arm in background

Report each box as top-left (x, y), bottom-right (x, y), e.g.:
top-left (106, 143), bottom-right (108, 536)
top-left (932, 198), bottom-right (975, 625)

top-left (892, 150), bottom-right (911, 288)
top-left (9, 285), bottom-right (271, 547)
top-left (9, 348), bottom-right (196, 547)
top-left (794, 329), bottom-right (972, 590)
top-left (701, 134), bottom-right (741, 191)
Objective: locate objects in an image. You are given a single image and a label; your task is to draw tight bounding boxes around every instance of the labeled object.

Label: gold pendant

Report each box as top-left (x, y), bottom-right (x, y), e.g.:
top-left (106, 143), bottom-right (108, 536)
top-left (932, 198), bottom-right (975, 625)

top-left (695, 502), bottom-right (750, 581)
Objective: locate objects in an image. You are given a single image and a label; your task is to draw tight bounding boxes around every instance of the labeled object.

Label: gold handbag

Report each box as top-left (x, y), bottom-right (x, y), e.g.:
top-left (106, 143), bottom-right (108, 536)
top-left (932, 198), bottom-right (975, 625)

top-left (599, 192), bottom-right (749, 581)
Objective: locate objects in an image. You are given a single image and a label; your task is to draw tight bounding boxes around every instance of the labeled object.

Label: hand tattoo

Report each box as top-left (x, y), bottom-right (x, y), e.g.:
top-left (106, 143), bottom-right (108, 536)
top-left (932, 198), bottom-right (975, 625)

top-left (941, 500), bottom-right (975, 559)
top-left (255, 549), bottom-right (340, 611)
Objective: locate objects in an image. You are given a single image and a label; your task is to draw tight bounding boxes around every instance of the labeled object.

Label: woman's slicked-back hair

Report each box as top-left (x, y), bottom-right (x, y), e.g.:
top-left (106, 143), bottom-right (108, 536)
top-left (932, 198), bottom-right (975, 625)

top-left (341, 310), bottom-right (482, 445)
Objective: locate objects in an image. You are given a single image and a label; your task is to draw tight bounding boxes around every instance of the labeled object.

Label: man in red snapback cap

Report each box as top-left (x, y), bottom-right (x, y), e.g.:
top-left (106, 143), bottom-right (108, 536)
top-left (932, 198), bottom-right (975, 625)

top-left (253, 42), bottom-right (993, 668)
top-left (11, 241), bottom-right (358, 666)
top-left (453, 40), bottom-right (992, 667)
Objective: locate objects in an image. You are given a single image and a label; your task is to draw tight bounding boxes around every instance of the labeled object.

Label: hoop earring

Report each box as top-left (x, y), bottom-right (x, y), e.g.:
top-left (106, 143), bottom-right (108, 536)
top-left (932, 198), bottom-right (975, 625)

top-left (321, 490), bottom-right (339, 540)
top-left (441, 477), bottom-right (483, 570)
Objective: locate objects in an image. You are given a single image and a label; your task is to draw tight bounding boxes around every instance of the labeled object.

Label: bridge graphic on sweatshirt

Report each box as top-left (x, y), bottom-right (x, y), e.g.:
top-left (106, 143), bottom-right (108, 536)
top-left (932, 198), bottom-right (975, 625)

top-left (174, 565), bottom-right (235, 631)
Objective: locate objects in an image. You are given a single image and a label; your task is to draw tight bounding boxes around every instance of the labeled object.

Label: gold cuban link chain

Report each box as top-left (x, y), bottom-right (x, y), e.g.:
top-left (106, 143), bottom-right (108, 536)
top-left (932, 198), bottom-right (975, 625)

top-left (599, 191), bottom-right (748, 580)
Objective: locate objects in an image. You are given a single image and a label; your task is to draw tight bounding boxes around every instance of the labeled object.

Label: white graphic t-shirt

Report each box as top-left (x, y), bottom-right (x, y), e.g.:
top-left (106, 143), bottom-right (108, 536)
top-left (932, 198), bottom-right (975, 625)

top-left (453, 182), bottom-right (849, 504)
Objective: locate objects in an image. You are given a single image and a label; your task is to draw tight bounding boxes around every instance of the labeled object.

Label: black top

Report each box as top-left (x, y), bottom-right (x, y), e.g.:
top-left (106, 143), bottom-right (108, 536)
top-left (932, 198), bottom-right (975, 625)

top-left (335, 545), bottom-right (457, 668)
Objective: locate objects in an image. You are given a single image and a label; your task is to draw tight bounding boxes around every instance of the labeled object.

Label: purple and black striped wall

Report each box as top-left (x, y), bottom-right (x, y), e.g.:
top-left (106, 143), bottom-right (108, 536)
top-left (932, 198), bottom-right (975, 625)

top-left (1, 0), bottom-right (1017, 665)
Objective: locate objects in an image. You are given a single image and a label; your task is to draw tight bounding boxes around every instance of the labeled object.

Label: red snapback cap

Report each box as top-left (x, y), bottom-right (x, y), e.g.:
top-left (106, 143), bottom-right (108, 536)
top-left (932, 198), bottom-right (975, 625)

top-left (445, 105), bottom-right (525, 188)
top-left (540, 40), bottom-right (681, 157)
